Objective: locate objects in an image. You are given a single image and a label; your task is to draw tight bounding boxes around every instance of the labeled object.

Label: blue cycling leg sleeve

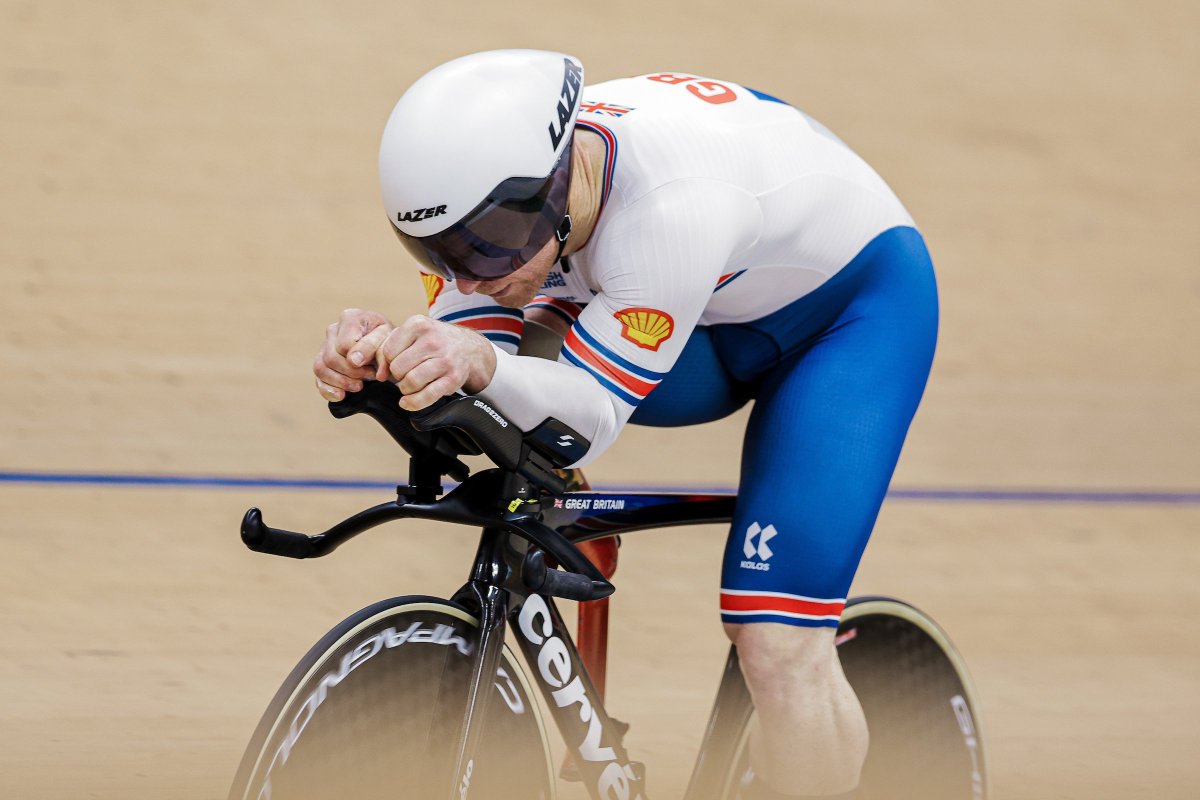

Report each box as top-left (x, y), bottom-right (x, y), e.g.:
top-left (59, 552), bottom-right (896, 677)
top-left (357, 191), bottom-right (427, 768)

top-left (723, 225), bottom-right (937, 800)
top-left (628, 324), bottom-right (751, 427)
top-left (720, 227), bottom-right (939, 621)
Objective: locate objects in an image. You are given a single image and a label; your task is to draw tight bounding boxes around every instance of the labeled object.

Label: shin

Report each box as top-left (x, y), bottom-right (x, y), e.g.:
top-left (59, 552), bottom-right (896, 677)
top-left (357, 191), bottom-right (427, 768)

top-left (725, 622), bottom-right (868, 796)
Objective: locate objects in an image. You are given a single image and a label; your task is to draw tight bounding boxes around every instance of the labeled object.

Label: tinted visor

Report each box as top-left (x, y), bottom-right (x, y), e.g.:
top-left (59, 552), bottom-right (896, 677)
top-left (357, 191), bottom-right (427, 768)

top-left (395, 135), bottom-right (573, 282)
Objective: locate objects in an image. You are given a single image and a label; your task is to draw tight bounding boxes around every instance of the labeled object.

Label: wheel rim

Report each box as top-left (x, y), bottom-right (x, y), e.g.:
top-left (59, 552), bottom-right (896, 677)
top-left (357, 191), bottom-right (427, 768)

top-left (233, 602), bottom-right (555, 800)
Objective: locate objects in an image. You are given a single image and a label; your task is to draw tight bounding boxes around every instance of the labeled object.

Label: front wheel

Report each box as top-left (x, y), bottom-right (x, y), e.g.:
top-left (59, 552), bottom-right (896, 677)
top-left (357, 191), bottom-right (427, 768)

top-left (228, 596), bottom-right (555, 800)
top-left (716, 597), bottom-right (988, 800)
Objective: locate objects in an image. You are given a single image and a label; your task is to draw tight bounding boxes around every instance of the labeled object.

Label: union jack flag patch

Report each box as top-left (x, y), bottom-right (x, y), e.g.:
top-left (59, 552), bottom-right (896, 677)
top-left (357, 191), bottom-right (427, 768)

top-left (579, 101), bottom-right (634, 117)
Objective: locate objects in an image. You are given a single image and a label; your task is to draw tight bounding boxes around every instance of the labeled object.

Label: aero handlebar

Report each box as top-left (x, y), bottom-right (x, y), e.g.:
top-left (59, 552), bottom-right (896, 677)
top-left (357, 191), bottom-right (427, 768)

top-left (238, 382), bottom-right (614, 601)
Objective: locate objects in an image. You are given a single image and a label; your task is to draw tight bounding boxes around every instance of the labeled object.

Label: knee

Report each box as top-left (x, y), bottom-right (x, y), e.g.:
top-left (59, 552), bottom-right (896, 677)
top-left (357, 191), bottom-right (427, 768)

top-left (725, 622), bottom-right (840, 688)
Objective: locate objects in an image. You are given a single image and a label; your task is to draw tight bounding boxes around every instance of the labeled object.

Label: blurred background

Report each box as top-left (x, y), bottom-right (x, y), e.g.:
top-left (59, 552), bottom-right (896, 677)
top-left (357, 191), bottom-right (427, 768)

top-left (1, 1), bottom-right (1197, 797)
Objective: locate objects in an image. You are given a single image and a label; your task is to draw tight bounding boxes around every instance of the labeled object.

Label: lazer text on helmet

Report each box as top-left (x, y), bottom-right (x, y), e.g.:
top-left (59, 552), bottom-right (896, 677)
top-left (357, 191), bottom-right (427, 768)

top-left (548, 58), bottom-right (583, 151)
top-left (397, 205), bottom-right (447, 223)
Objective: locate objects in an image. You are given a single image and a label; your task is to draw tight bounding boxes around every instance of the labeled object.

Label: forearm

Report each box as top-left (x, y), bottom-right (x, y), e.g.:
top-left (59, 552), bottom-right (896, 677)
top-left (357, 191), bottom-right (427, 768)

top-left (478, 345), bottom-right (630, 466)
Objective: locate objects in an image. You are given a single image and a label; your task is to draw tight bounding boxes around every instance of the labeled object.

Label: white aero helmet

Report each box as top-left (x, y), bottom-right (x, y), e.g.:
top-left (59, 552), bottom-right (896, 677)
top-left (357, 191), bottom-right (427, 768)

top-left (380, 49), bottom-right (583, 281)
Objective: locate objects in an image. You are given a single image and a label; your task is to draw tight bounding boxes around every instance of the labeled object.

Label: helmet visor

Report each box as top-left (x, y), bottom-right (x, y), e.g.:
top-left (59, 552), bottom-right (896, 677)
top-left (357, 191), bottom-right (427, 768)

top-left (395, 135), bottom-right (573, 282)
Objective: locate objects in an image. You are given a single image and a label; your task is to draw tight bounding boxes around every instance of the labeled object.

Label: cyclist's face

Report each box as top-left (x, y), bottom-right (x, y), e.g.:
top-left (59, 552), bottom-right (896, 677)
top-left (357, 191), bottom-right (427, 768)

top-left (453, 234), bottom-right (559, 308)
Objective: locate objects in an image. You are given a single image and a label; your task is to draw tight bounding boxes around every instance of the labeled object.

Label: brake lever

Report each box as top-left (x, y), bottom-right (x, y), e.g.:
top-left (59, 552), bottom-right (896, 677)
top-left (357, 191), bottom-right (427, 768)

top-left (521, 548), bottom-right (614, 601)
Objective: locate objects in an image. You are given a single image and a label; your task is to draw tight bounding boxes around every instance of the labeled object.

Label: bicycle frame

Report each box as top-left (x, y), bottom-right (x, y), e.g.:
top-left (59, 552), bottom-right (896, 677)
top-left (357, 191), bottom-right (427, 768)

top-left (241, 386), bottom-right (987, 800)
top-left (443, 487), bottom-right (748, 800)
top-left (240, 379), bottom-right (752, 800)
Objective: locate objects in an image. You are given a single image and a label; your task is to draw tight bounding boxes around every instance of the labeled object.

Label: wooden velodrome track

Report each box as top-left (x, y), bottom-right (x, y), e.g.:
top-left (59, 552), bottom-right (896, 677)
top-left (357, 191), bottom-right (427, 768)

top-left (2, 1), bottom-right (1197, 797)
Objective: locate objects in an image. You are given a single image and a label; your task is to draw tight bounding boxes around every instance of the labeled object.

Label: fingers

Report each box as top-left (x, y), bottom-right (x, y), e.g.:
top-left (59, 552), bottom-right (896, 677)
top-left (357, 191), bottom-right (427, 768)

top-left (376, 316), bottom-right (433, 381)
top-left (333, 308), bottom-right (393, 367)
top-left (313, 307), bottom-right (495, 412)
top-left (313, 316), bottom-right (380, 402)
top-left (323, 322), bottom-right (374, 376)
top-left (315, 377), bottom-right (345, 402)
top-left (394, 354), bottom-right (466, 398)
top-left (313, 352), bottom-right (364, 395)
top-left (399, 374), bottom-right (460, 411)
top-left (347, 323), bottom-right (391, 369)
top-left (318, 328), bottom-right (369, 381)
top-left (375, 316), bottom-right (482, 408)
top-left (376, 315), bottom-right (427, 363)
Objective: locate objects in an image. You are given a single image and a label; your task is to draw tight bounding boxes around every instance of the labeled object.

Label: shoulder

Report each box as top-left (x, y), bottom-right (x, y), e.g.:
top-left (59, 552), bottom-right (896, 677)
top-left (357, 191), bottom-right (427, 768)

top-left (582, 73), bottom-right (801, 122)
top-left (576, 72), bottom-right (817, 205)
top-left (573, 178), bottom-right (759, 304)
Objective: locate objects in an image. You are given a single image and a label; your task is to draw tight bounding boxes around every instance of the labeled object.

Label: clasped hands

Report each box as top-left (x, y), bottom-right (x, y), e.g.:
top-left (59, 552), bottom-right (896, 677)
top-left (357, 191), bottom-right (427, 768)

top-left (313, 308), bottom-right (496, 411)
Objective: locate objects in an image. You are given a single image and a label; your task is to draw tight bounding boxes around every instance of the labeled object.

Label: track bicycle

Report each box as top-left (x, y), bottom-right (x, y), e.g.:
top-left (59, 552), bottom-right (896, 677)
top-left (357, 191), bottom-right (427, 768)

top-left (228, 381), bottom-right (988, 800)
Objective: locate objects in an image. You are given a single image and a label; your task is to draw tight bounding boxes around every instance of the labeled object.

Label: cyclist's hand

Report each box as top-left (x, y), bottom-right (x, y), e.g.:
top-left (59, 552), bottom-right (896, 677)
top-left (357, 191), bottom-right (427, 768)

top-left (376, 315), bottom-right (497, 411)
top-left (313, 308), bottom-right (393, 401)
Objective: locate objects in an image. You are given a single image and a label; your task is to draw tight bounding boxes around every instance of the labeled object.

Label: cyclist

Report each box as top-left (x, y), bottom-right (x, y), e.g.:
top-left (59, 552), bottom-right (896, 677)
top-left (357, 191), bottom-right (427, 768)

top-left (314, 49), bottom-right (938, 800)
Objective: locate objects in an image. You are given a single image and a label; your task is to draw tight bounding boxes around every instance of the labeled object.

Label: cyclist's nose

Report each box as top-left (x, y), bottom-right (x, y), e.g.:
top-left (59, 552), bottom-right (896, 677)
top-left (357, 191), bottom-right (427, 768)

top-left (456, 278), bottom-right (482, 295)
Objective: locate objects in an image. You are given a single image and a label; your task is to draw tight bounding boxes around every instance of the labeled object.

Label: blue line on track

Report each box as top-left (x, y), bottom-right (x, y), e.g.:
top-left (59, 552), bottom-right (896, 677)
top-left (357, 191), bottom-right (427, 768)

top-left (1, 470), bottom-right (1198, 504)
top-left (0, 471), bottom-right (396, 491)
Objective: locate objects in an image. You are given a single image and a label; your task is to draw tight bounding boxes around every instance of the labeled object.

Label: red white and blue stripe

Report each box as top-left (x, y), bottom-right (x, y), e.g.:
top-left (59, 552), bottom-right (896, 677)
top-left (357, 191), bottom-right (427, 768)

top-left (561, 322), bottom-right (664, 407)
top-left (714, 270), bottom-right (747, 292)
top-left (525, 295), bottom-right (584, 328)
top-left (575, 120), bottom-right (617, 214)
top-left (719, 589), bottom-right (846, 628)
top-left (439, 307), bottom-right (524, 348)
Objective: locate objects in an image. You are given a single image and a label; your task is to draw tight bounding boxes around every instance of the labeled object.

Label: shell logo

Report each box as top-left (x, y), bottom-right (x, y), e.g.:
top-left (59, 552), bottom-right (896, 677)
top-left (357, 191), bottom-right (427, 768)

top-left (613, 307), bottom-right (675, 351)
top-left (420, 273), bottom-right (444, 308)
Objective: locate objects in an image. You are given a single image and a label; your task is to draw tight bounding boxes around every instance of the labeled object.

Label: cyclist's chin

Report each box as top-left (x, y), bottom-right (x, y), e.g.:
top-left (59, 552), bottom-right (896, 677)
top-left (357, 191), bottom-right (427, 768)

top-left (488, 283), bottom-right (538, 309)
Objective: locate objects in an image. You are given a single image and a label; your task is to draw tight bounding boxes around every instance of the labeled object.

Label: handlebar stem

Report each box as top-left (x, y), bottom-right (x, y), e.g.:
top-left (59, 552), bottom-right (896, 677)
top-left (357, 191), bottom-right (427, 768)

top-left (399, 455), bottom-right (446, 503)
